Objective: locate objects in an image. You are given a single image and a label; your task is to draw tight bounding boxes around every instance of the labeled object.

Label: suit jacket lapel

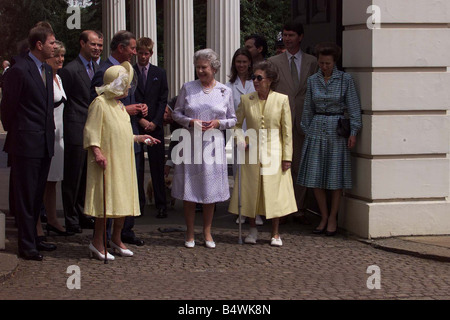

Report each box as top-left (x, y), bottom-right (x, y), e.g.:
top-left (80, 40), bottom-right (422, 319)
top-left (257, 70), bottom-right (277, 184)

top-left (298, 54), bottom-right (311, 95)
top-left (44, 63), bottom-right (53, 110)
top-left (26, 56), bottom-right (47, 99)
top-left (76, 57), bottom-right (93, 89)
top-left (235, 78), bottom-right (246, 95)
top-left (144, 65), bottom-right (154, 93)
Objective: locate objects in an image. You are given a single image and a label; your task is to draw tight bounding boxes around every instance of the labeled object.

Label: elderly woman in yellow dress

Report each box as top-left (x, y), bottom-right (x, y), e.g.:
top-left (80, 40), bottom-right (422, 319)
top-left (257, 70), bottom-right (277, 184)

top-left (228, 60), bottom-right (297, 246)
top-left (84, 62), bottom-right (159, 261)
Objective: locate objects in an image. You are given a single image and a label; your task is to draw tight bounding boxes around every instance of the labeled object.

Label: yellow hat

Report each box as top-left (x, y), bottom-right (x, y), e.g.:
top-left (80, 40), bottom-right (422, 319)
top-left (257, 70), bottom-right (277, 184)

top-left (96, 61), bottom-right (134, 98)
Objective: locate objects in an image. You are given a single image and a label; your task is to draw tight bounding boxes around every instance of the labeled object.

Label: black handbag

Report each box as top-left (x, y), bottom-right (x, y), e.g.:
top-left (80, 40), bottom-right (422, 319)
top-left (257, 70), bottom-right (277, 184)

top-left (336, 74), bottom-right (350, 138)
top-left (336, 118), bottom-right (350, 138)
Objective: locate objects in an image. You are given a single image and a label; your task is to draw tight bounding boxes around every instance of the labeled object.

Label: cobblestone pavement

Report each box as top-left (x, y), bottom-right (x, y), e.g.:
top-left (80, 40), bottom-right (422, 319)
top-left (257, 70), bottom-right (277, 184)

top-left (1, 203), bottom-right (450, 301)
top-left (1, 135), bottom-right (450, 303)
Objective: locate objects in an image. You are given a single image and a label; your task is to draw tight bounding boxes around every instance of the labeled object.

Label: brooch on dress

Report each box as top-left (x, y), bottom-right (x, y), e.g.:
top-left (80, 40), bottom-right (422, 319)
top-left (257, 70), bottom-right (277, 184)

top-left (220, 88), bottom-right (226, 96)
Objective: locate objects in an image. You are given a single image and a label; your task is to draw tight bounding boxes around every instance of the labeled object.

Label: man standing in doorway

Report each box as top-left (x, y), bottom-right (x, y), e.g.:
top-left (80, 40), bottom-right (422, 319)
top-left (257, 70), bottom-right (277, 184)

top-left (269, 19), bottom-right (318, 223)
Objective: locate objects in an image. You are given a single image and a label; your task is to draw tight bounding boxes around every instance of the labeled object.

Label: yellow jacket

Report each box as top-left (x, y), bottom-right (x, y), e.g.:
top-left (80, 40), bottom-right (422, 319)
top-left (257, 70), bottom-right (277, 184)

top-left (228, 91), bottom-right (297, 219)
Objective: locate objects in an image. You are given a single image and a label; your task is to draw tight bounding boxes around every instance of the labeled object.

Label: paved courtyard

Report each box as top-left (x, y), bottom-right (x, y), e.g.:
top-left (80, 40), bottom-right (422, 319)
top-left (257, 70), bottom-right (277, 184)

top-left (1, 205), bottom-right (450, 301)
top-left (1, 133), bottom-right (450, 306)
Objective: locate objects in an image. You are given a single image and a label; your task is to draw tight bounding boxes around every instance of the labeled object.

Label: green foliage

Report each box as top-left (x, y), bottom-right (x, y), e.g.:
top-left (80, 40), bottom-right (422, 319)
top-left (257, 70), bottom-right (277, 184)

top-left (0, 0), bottom-right (291, 64)
top-left (240, 0), bottom-right (292, 57)
top-left (0, 0), bottom-right (101, 62)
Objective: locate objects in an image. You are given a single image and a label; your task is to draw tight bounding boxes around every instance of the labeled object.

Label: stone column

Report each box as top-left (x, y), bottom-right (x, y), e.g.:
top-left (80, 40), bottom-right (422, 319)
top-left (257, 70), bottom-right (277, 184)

top-left (206, 0), bottom-right (241, 84)
top-left (0, 212), bottom-right (4, 250)
top-left (341, 0), bottom-right (450, 238)
top-left (131, 0), bottom-right (158, 66)
top-left (164, 0), bottom-right (195, 98)
top-left (102, 0), bottom-right (126, 58)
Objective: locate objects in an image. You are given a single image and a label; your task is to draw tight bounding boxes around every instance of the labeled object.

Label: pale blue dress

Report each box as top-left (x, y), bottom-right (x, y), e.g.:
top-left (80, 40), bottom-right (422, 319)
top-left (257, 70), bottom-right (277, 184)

top-left (171, 80), bottom-right (237, 203)
top-left (297, 67), bottom-right (362, 190)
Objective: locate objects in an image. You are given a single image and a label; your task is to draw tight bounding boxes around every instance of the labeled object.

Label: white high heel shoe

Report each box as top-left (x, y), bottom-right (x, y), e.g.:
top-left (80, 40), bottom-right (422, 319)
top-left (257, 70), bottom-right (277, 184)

top-left (110, 241), bottom-right (134, 257)
top-left (88, 243), bottom-right (115, 261)
top-left (205, 240), bottom-right (216, 249)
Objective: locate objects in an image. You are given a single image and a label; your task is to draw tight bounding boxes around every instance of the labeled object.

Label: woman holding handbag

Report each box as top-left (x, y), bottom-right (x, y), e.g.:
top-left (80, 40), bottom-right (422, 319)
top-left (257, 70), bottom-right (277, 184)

top-left (297, 42), bottom-right (362, 236)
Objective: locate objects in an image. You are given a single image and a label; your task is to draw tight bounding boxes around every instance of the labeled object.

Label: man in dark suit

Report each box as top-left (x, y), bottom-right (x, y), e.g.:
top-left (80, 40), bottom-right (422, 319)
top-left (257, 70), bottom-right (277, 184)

top-left (90, 30), bottom-right (148, 246)
top-left (0, 26), bottom-right (57, 261)
top-left (60, 30), bottom-right (102, 234)
top-left (134, 37), bottom-right (169, 218)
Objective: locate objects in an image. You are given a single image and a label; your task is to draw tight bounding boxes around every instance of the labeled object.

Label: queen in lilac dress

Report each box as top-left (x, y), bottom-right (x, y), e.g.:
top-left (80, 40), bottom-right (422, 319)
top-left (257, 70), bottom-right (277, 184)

top-left (171, 49), bottom-right (237, 249)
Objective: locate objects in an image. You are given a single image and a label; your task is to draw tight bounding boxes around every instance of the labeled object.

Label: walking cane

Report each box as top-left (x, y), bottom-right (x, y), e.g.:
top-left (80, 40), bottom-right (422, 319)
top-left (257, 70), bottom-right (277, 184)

top-left (103, 171), bottom-right (108, 264)
top-left (238, 163), bottom-right (243, 245)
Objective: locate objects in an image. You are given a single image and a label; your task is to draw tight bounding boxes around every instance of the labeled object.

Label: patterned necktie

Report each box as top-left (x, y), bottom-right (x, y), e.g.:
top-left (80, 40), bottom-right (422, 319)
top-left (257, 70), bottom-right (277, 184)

top-left (87, 62), bottom-right (94, 80)
top-left (290, 56), bottom-right (299, 89)
top-left (41, 64), bottom-right (46, 87)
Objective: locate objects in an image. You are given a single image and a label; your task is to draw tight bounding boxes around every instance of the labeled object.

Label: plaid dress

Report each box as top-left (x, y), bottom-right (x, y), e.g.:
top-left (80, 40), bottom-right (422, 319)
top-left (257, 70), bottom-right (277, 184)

top-left (297, 67), bottom-right (362, 190)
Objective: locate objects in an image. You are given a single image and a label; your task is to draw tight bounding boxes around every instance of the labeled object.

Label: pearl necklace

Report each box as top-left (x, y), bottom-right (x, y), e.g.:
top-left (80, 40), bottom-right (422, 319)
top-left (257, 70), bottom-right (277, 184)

top-left (202, 80), bottom-right (216, 94)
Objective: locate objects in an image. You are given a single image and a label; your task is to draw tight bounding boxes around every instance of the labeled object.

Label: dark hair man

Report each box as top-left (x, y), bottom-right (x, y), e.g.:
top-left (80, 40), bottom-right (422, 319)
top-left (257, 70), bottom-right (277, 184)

top-left (244, 34), bottom-right (268, 64)
top-left (59, 30), bottom-right (102, 234)
top-left (268, 18), bottom-right (318, 224)
top-left (0, 26), bottom-right (57, 261)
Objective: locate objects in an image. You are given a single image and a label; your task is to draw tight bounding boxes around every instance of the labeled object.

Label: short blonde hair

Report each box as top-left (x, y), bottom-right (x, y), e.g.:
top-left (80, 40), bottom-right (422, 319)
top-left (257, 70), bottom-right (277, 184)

top-left (54, 40), bottom-right (66, 55)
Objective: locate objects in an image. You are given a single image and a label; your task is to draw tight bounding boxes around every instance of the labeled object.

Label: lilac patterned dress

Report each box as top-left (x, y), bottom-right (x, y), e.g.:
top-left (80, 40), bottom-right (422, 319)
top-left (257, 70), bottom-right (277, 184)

top-left (171, 80), bottom-right (237, 203)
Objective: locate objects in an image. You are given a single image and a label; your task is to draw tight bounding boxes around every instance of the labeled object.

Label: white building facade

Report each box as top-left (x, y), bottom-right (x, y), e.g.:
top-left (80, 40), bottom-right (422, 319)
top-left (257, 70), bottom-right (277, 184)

top-left (101, 0), bottom-right (450, 239)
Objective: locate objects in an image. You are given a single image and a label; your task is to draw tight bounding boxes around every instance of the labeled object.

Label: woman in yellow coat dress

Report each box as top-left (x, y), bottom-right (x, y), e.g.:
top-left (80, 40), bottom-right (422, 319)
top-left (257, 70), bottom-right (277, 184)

top-left (84, 62), bottom-right (160, 261)
top-left (228, 60), bottom-right (297, 247)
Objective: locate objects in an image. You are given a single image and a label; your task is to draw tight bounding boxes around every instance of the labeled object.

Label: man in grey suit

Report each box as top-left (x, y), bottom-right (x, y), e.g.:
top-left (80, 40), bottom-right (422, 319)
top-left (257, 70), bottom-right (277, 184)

top-left (59, 30), bottom-right (102, 233)
top-left (269, 19), bottom-right (318, 223)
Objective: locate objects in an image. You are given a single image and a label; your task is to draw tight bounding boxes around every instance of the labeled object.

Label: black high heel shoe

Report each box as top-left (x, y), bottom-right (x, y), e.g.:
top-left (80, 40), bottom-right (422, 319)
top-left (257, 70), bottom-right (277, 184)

top-left (325, 229), bottom-right (337, 237)
top-left (46, 223), bottom-right (75, 236)
top-left (312, 226), bottom-right (327, 234)
top-left (312, 221), bottom-right (328, 234)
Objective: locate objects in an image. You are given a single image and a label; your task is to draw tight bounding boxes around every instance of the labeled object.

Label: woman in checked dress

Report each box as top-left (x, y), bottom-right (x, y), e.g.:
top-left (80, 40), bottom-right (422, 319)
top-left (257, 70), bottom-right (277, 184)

top-left (297, 43), bottom-right (362, 236)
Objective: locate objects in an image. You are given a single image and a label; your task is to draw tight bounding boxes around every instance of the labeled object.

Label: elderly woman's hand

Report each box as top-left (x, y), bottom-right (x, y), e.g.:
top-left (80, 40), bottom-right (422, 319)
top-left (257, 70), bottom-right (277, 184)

top-left (347, 135), bottom-right (356, 149)
top-left (189, 119), bottom-right (220, 131)
top-left (201, 120), bottom-right (220, 131)
top-left (135, 135), bottom-right (161, 146)
top-left (282, 161), bottom-right (292, 172)
top-left (91, 146), bottom-right (107, 170)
